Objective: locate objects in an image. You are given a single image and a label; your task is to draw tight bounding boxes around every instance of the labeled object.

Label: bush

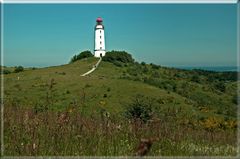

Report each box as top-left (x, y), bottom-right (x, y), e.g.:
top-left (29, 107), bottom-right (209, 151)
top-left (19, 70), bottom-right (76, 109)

top-left (3, 69), bottom-right (11, 74)
top-left (151, 71), bottom-right (160, 78)
top-left (66, 90), bottom-right (70, 94)
top-left (142, 66), bottom-right (149, 73)
top-left (126, 65), bottom-right (145, 77)
top-left (124, 95), bottom-right (153, 122)
top-left (151, 63), bottom-right (160, 69)
top-left (14, 66), bottom-right (24, 73)
top-left (191, 74), bottom-right (200, 83)
top-left (102, 50), bottom-right (134, 64)
top-left (214, 81), bottom-right (226, 92)
top-left (70, 50), bottom-right (93, 63)
top-left (103, 94), bottom-right (107, 98)
top-left (232, 94), bottom-right (238, 104)
top-left (113, 61), bottom-right (123, 67)
top-left (1, 67), bottom-right (12, 74)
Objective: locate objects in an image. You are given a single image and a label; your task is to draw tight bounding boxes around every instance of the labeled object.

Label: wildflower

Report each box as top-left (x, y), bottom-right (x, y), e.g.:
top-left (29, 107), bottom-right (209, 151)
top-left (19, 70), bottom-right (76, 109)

top-left (116, 124), bottom-right (121, 130)
top-left (99, 100), bottom-right (106, 106)
top-left (33, 143), bottom-right (36, 150)
top-left (23, 111), bottom-right (29, 125)
top-left (228, 120), bottom-right (237, 129)
top-left (57, 112), bottom-right (69, 126)
top-left (68, 108), bottom-right (73, 113)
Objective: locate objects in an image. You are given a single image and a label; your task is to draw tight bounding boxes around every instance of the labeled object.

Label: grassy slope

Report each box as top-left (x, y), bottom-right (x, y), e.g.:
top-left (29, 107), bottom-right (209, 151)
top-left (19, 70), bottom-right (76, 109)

top-left (4, 57), bottom-right (195, 116)
top-left (3, 57), bottom-right (238, 156)
top-left (4, 57), bottom-right (238, 119)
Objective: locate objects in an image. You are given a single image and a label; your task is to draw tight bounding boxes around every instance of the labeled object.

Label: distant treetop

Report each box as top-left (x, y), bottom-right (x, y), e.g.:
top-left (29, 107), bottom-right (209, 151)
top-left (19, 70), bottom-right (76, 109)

top-left (102, 50), bottom-right (134, 64)
top-left (14, 66), bottom-right (24, 73)
top-left (70, 50), bottom-right (93, 63)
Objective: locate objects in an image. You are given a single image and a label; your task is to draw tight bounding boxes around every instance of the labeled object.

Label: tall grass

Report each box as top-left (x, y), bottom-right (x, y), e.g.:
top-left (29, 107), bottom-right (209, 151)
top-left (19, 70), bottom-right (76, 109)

top-left (4, 103), bottom-right (237, 156)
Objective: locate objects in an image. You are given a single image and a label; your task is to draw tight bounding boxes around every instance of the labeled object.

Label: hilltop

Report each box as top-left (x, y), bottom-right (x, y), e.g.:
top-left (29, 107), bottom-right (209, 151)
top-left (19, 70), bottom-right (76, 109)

top-left (2, 51), bottom-right (238, 156)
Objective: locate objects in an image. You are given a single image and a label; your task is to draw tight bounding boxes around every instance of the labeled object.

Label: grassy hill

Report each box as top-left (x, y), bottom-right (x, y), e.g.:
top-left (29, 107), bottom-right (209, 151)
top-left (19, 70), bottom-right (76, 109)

top-left (2, 56), bottom-right (238, 156)
top-left (4, 58), bottom-right (195, 114)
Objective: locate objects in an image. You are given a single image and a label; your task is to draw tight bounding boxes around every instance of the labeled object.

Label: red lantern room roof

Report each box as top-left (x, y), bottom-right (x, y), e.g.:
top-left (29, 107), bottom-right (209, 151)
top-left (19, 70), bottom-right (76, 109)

top-left (96, 17), bottom-right (103, 22)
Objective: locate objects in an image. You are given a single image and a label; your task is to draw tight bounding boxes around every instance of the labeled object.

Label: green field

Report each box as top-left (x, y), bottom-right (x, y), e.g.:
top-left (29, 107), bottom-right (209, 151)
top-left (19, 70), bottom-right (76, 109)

top-left (2, 56), bottom-right (238, 156)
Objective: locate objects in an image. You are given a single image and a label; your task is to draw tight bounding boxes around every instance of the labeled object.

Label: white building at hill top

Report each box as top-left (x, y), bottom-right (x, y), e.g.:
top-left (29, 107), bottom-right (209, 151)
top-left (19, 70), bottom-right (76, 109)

top-left (94, 17), bottom-right (106, 57)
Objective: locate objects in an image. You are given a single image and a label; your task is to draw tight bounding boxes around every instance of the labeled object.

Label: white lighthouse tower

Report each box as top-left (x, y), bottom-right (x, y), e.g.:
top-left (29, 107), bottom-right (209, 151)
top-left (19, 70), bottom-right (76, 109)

top-left (94, 17), bottom-right (106, 57)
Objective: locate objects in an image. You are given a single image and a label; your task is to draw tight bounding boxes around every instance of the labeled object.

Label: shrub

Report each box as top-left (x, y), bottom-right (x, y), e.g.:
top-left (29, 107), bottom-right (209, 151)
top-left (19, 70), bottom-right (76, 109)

top-left (66, 90), bottom-right (70, 94)
top-left (56, 72), bottom-right (66, 75)
top-left (103, 94), bottom-right (107, 98)
top-left (191, 74), bottom-right (200, 83)
top-left (124, 95), bottom-right (153, 122)
top-left (84, 84), bottom-right (91, 88)
top-left (151, 63), bottom-right (160, 69)
top-left (200, 116), bottom-right (224, 131)
top-left (142, 66), bottom-right (149, 73)
top-left (162, 80), bottom-right (177, 91)
top-left (34, 103), bottom-right (48, 113)
top-left (3, 69), bottom-right (11, 74)
top-left (232, 94), bottom-right (238, 104)
top-left (151, 71), bottom-right (160, 78)
top-left (126, 65), bottom-right (144, 76)
top-left (14, 66), bottom-right (24, 73)
top-left (70, 50), bottom-right (93, 63)
top-left (214, 81), bottom-right (226, 92)
top-left (113, 61), bottom-right (123, 67)
top-left (102, 50), bottom-right (134, 63)
top-left (134, 61), bottom-right (140, 65)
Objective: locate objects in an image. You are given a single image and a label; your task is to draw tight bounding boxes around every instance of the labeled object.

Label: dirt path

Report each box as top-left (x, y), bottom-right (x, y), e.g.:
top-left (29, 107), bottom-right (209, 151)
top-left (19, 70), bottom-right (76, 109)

top-left (81, 57), bottom-right (102, 76)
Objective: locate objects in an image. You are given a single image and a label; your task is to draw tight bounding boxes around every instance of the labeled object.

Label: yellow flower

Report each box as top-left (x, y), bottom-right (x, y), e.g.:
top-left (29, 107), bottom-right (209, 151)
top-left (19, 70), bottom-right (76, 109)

top-left (68, 108), bottom-right (73, 113)
top-left (202, 116), bottom-right (222, 130)
top-left (227, 120), bottom-right (237, 129)
top-left (99, 100), bottom-right (106, 106)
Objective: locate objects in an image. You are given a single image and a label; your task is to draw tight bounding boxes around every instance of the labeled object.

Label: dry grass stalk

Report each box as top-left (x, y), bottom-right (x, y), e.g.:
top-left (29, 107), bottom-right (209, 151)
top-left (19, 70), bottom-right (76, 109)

top-left (135, 137), bottom-right (159, 156)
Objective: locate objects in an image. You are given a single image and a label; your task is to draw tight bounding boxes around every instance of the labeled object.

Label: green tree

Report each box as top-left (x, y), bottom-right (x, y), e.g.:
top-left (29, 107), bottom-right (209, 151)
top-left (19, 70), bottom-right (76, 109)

top-left (70, 50), bottom-right (93, 63)
top-left (0, 67), bottom-right (11, 74)
top-left (102, 50), bottom-right (134, 63)
top-left (14, 66), bottom-right (24, 73)
top-left (3, 70), bottom-right (11, 74)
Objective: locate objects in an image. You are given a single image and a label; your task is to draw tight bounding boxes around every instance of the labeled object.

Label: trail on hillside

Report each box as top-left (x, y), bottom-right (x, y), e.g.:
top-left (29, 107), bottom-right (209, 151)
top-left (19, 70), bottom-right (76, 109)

top-left (81, 57), bottom-right (102, 76)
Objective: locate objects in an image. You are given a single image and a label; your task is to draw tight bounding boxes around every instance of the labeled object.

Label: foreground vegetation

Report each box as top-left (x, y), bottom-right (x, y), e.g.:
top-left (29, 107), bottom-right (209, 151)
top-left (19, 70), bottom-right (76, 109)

top-left (4, 102), bottom-right (237, 156)
top-left (2, 51), bottom-right (238, 156)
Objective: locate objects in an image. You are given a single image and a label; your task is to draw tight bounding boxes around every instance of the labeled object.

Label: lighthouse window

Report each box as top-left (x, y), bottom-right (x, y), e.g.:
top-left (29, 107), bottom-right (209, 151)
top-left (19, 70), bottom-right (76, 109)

top-left (100, 30), bottom-right (101, 33)
top-left (100, 47), bottom-right (102, 49)
top-left (100, 41), bottom-right (102, 44)
top-left (100, 36), bottom-right (101, 39)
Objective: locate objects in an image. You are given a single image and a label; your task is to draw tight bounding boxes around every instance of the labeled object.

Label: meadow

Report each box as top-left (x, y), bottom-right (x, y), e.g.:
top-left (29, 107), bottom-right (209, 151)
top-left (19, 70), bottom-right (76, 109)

top-left (2, 51), bottom-right (238, 156)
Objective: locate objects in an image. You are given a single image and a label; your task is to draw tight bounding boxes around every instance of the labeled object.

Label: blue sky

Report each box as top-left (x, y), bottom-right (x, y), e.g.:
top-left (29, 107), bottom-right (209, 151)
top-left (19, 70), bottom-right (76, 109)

top-left (3, 4), bottom-right (237, 67)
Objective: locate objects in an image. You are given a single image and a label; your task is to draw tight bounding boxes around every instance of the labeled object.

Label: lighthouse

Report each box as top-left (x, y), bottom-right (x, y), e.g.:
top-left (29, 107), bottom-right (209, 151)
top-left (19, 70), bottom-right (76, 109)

top-left (94, 17), bottom-right (106, 58)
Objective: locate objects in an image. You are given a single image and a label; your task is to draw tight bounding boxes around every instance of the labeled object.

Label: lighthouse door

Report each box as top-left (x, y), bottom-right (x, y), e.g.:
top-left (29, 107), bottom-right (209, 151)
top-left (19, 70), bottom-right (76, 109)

top-left (100, 53), bottom-right (102, 57)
